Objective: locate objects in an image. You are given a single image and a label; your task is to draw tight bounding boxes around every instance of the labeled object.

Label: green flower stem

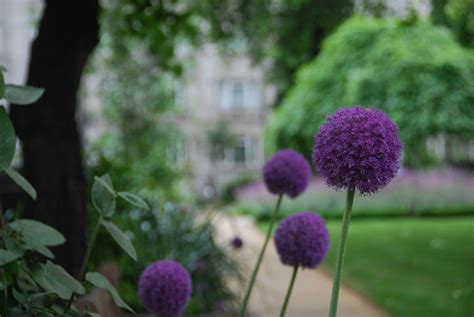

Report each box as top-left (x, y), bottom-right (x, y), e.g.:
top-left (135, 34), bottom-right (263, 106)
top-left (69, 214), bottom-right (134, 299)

top-left (0, 199), bottom-right (7, 317)
top-left (328, 188), bottom-right (355, 317)
top-left (239, 193), bottom-right (283, 317)
top-left (279, 265), bottom-right (299, 317)
top-left (77, 216), bottom-right (103, 282)
top-left (3, 268), bottom-right (8, 317)
top-left (65, 215), bottom-right (103, 312)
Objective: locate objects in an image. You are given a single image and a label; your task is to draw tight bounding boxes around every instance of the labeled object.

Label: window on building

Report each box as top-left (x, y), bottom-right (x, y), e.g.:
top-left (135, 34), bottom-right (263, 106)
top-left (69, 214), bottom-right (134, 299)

top-left (220, 80), bottom-right (259, 110)
top-left (224, 137), bottom-right (256, 165)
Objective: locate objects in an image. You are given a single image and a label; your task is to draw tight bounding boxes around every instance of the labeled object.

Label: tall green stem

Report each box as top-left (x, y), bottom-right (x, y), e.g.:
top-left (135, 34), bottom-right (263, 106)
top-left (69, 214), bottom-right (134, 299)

top-left (65, 216), bottom-right (103, 311)
top-left (239, 194), bottom-right (283, 317)
top-left (0, 199), bottom-right (7, 317)
top-left (328, 188), bottom-right (355, 317)
top-left (279, 265), bottom-right (298, 317)
top-left (77, 216), bottom-right (103, 282)
top-left (3, 268), bottom-right (7, 317)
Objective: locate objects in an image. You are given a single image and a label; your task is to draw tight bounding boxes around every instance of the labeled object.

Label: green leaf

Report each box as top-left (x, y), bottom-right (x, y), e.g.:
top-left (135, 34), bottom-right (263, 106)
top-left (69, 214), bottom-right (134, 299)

top-left (17, 266), bottom-right (39, 291)
top-left (85, 272), bottom-right (134, 313)
top-left (93, 175), bottom-right (115, 196)
top-left (25, 240), bottom-right (54, 258)
top-left (4, 84), bottom-right (44, 105)
top-left (0, 249), bottom-right (20, 265)
top-left (12, 288), bottom-right (29, 306)
top-left (91, 174), bottom-right (116, 217)
top-left (117, 192), bottom-right (149, 210)
top-left (32, 261), bottom-right (85, 300)
top-left (3, 234), bottom-right (23, 257)
top-left (9, 219), bottom-right (66, 246)
top-left (0, 106), bottom-right (15, 170)
top-left (101, 220), bottom-right (137, 261)
top-left (4, 167), bottom-right (37, 200)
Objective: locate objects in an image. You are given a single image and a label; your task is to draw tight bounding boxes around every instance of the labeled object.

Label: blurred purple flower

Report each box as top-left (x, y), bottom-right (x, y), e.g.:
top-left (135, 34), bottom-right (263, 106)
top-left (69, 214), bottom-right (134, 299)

top-left (138, 260), bottom-right (192, 317)
top-left (274, 212), bottom-right (330, 268)
top-left (235, 168), bottom-right (474, 215)
top-left (230, 236), bottom-right (244, 249)
top-left (313, 107), bottom-right (402, 194)
top-left (263, 149), bottom-right (311, 198)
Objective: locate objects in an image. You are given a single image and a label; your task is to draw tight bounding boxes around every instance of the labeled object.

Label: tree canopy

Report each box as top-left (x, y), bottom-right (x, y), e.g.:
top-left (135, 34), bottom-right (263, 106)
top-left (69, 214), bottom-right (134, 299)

top-left (267, 16), bottom-right (474, 166)
top-left (432, 0), bottom-right (474, 48)
top-left (201, 0), bottom-right (352, 97)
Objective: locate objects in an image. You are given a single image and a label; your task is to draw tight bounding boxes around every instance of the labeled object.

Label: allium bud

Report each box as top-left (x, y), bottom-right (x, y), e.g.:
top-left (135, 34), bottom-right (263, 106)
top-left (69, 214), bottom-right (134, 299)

top-left (263, 149), bottom-right (311, 198)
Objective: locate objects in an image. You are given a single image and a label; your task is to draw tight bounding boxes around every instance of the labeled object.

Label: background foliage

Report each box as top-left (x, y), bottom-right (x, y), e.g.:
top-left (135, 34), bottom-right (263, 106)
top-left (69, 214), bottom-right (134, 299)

top-left (266, 16), bottom-right (474, 166)
top-left (201, 0), bottom-right (352, 97)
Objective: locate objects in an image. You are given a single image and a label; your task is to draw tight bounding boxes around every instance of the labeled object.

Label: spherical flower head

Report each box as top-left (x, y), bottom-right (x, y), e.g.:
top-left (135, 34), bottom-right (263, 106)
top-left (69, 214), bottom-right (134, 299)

top-left (274, 212), bottom-right (330, 269)
top-left (263, 149), bottom-right (311, 198)
top-left (313, 107), bottom-right (402, 195)
top-left (230, 236), bottom-right (243, 249)
top-left (138, 260), bottom-right (192, 317)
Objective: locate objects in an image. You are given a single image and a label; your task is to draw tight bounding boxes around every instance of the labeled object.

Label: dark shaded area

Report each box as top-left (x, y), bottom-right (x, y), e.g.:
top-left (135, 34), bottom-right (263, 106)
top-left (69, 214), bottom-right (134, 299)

top-left (10, 0), bottom-right (99, 275)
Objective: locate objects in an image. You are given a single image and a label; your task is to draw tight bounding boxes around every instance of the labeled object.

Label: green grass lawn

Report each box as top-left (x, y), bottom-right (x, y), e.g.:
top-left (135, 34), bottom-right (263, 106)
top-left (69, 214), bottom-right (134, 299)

top-left (260, 216), bottom-right (474, 317)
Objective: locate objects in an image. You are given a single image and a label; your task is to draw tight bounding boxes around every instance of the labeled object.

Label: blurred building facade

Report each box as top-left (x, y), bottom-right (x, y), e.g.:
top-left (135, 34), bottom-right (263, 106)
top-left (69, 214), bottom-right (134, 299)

top-left (169, 45), bottom-right (276, 197)
top-left (4, 0), bottom-right (472, 198)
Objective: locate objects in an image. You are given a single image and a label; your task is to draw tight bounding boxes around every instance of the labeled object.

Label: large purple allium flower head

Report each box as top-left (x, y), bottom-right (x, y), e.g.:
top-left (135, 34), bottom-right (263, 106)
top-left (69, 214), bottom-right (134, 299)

top-left (263, 149), bottom-right (311, 198)
top-left (313, 107), bottom-right (402, 195)
top-left (274, 212), bottom-right (330, 269)
top-left (138, 260), bottom-right (192, 317)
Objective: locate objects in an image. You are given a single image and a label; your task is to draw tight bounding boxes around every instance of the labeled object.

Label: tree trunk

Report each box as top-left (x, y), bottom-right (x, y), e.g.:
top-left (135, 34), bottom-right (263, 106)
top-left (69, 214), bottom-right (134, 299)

top-left (10, 0), bottom-right (99, 275)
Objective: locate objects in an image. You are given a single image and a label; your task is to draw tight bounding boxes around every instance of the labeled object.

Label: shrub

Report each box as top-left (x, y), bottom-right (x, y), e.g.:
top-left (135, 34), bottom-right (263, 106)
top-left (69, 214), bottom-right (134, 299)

top-left (90, 202), bottom-right (241, 314)
top-left (267, 16), bottom-right (474, 166)
top-left (0, 69), bottom-right (143, 315)
top-left (234, 168), bottom-right (474, 220)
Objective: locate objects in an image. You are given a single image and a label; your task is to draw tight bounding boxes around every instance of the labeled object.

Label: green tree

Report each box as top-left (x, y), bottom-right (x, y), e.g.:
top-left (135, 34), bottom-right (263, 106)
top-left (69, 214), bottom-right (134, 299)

top-left (88, 52), bottom-right (181, 202)
top-left (432, 0), bottom-right (474, 48)
top-left (201, 0), bottom-right (352, 98)
top-left (267, 17), bottom-right (474, 166)
top-left (8, 0), bottom-right (213, 273)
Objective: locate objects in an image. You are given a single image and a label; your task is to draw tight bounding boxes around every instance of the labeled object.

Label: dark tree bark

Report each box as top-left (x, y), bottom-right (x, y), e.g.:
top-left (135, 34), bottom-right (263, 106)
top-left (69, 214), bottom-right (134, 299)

top-left (10, 0), bottom-right (99, 275)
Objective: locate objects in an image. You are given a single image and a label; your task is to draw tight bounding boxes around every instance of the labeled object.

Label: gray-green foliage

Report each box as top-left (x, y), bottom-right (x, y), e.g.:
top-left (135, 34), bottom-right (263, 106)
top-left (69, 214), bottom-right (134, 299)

top-left (85, 272), bottom-right (133, 313)
top-left (0, 70), bottom-right (146, 315)
top-left (267, 17), bottom-right (474, 166)
top-left (0, 67), bottom-right (43, 196)
top-left (90, 174), bottom-right (143, 264)
top-left (0, 173), bottom-right (145, 315)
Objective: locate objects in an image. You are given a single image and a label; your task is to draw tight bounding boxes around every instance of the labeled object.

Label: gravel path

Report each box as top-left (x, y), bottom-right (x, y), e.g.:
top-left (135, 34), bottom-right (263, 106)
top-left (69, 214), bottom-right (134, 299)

top-left (214, 214), bottom-right (390, 317)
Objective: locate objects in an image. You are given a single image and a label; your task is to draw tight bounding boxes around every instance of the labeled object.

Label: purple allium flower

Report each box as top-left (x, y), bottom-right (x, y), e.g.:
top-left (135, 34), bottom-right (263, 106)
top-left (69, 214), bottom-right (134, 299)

top-left (230, 236), bottom-right (244, 249)
top-left (263, 149), bottom-right (311, 198)
top-left (274, 212), bottom-right (330, 268)
top-left (313, 107), bottom-right (402, 195)
top-left (138, 260), bottom-right (192, 317)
